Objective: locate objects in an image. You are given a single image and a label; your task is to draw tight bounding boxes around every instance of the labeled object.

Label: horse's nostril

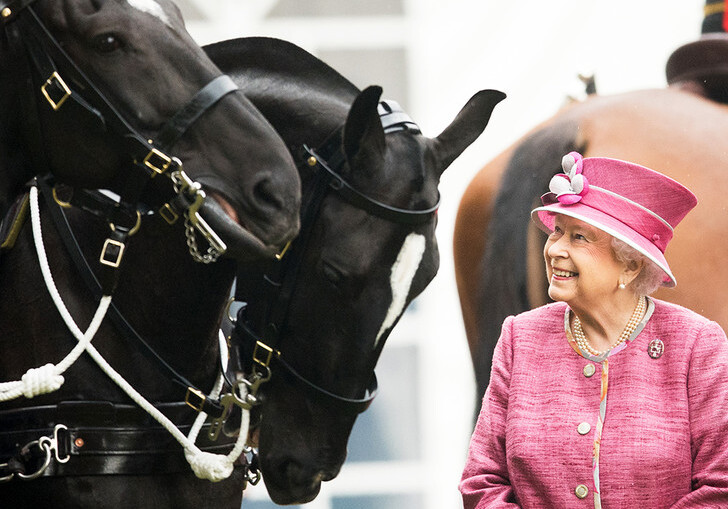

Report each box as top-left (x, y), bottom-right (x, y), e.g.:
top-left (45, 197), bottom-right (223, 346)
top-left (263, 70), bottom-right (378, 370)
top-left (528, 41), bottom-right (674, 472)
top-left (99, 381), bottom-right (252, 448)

top-left (279, 458), bottom-right (321, 487)
top-left (253, 177), bottom-right (284, 211)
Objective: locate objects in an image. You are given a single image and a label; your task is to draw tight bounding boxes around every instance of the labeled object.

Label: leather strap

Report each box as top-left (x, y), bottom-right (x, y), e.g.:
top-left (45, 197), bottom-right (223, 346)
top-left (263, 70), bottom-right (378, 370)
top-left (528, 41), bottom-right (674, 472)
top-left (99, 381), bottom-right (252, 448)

top-left (34, 177), bottom-right (226, 419)
top-left (0, 402), bottom-right (239, 477)
top-left (0, 192), bottom-right (29, 251)
top-left (155, 75), bottom-right (239, 150)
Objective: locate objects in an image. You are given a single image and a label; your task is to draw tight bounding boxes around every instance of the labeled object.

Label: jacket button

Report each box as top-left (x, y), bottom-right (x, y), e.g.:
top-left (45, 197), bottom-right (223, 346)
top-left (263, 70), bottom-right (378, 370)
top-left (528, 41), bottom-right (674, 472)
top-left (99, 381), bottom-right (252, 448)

top-left (577, 422), bottom-right (591, 435)
top-left (583, 364), bottom-right (596, 377)
top-left (575, 484), bottom-right (589, 499)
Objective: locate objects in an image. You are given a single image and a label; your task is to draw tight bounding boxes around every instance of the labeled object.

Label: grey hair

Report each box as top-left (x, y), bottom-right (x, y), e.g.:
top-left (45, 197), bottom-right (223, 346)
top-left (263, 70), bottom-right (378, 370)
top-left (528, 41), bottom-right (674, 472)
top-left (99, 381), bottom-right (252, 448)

top-left (610, 237), bottom-right (664, 296)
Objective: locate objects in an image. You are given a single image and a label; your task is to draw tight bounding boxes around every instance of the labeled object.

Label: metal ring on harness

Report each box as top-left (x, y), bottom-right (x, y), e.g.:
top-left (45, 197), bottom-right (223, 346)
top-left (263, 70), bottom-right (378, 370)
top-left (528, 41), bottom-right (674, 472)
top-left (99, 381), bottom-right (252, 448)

top-left (51, 186), bottom-right (72, 209)
top-left (15, 438), bottom-right (52, 480)
top-left (225, 297), bottom-right (237, 324)
top-left (108, 209), bottom-right (142, 237)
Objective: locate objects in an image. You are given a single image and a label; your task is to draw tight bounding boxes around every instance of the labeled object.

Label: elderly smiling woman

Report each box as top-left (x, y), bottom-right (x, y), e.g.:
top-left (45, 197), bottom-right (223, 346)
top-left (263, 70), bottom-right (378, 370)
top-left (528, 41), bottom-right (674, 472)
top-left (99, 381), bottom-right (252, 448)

top-left (459, 153), bottom-right (728, 508)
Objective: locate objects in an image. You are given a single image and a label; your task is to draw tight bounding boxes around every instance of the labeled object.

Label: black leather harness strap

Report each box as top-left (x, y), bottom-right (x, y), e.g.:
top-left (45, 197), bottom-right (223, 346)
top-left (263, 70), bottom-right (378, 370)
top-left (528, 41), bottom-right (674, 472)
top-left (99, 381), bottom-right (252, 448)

top-left (155, 75), bottom-right (239, 149)
top-left (0, 192), bottom-right (29, 252)
top-left (304, 144), bottom-right (440, 225)
top-left (0, 402), bottom-right (239, 477)
top-left (34, 177), bottom-right (226, 419)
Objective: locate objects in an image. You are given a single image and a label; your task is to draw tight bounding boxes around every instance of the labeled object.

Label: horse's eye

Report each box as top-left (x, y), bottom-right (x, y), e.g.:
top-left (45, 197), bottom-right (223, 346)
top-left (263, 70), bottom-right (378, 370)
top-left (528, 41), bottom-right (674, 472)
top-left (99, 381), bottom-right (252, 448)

top-left (92, 33), bottom-right (124, 53)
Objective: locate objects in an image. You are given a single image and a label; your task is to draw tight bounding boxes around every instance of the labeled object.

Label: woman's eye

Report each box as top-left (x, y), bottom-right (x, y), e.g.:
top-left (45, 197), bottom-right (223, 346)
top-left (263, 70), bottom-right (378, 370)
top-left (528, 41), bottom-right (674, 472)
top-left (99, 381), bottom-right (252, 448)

top-left (92, 33), bottom-right (124, 53)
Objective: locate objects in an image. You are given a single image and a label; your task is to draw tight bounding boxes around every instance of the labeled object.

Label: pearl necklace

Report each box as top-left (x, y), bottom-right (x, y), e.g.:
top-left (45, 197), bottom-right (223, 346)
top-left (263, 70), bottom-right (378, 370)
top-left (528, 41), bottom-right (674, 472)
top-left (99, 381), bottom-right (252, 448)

top-left (572, 297), bottom-right (646, 357)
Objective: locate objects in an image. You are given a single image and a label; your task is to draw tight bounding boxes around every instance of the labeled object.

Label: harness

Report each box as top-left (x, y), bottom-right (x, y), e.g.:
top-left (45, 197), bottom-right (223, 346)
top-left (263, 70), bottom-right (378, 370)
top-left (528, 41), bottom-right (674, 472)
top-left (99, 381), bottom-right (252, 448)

top-left (1, 0), bottom-right (232, 272)
top-left (232, 101), bottom-right (439, 417)
top-left (0, 0), bottom-right (258, 483)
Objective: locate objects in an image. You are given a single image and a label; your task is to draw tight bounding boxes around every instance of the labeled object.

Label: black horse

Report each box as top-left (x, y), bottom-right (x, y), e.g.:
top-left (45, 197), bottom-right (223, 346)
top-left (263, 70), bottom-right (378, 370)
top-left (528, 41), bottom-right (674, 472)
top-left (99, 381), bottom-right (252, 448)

top-left (205, 37), bottom-right (505, 504)
top-left (0, 2), bottom-right (301, 508)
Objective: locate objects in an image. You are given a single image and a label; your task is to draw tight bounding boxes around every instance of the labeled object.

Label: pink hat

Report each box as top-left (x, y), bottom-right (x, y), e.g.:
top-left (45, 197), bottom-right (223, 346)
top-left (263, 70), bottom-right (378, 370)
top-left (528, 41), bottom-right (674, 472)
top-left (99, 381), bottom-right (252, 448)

top-left (531, 152), bottom-right (698, 287)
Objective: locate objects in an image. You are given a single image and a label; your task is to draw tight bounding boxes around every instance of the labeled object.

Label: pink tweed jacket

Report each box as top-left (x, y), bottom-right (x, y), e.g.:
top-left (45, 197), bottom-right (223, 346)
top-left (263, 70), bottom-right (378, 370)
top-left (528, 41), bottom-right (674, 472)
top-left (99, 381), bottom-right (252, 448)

top-left (460, 298), bottom-right (728, 508)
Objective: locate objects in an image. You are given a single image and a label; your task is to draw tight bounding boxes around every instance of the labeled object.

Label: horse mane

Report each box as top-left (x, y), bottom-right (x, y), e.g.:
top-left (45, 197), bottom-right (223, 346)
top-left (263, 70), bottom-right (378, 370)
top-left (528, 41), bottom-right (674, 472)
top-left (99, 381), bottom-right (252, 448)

top-left (473, 117), bottom-right (585, 401)
top-left (205, 37), bottom-right (360, 96)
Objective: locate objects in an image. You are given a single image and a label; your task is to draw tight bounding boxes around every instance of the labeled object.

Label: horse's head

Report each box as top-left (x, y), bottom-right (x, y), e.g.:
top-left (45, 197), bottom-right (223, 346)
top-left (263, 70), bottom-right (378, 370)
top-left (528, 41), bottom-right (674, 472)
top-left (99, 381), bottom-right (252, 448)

top-left (1, 0), bottom-right (300, 259)
top-left (236, 85), bottom-right (505, 504)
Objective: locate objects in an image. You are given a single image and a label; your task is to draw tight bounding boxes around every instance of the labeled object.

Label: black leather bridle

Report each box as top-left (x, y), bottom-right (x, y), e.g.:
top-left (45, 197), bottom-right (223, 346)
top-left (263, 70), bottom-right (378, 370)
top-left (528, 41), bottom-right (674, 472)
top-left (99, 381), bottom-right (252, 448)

top-left (233, 102), bottom-right (439, 415)
top-left (2, 0), bottom-right (237, 289)
top-left (0, 0), bottom-right (248, 480)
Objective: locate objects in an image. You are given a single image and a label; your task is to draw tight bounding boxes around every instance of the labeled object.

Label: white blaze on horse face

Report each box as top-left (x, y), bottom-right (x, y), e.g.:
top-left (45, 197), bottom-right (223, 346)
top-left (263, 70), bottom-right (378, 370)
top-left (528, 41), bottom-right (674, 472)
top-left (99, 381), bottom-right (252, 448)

top-left (374, 233), bottom-right (426, 350)
top-left (125, 0), bottom-right (172, 27)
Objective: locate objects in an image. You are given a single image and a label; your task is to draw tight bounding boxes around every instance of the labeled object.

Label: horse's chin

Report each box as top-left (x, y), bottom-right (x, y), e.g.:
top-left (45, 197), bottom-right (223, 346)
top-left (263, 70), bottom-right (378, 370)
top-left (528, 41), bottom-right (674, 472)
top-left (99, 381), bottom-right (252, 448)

top-left (200, 194), bottom-right (280, 262)
top-left (258, 443), bottom-right (341, 505)
top-left (263, 473), bottom-right (328, 506)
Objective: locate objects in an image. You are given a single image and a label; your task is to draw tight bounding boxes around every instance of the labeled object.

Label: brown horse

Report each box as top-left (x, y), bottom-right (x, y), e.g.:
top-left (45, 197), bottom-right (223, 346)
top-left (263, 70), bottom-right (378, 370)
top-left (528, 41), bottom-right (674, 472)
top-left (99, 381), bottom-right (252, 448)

top-left (454, 84), bottom-right (728, 406)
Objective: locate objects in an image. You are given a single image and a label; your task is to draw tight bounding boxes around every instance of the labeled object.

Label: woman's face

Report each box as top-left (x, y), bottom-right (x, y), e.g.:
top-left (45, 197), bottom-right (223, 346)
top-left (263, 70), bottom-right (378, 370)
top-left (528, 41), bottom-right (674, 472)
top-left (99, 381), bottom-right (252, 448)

top-left (543, 214), bottom-right (628, 311)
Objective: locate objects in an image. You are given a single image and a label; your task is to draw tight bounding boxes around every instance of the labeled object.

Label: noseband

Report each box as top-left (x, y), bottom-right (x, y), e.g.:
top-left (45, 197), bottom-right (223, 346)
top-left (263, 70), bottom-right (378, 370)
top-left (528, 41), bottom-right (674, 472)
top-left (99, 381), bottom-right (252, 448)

top-left (232, 101), bottom-right (439, 416)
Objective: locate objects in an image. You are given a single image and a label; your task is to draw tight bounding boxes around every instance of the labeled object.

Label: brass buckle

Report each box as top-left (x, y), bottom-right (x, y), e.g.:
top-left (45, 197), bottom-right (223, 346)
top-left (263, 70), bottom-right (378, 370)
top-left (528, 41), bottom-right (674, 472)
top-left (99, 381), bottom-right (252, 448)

top-left (185, 387), bottom-right (206, 412)
top-left (253, 341), bottom-right (276, 368)
top-left (159, 203), bottom-right (179, 224)
top-left (143, 147), bottom-right (173, 175)
top-left (99, 239), bottom-right (125, 268)
top-left (41, 72), bottom-right (71, 111)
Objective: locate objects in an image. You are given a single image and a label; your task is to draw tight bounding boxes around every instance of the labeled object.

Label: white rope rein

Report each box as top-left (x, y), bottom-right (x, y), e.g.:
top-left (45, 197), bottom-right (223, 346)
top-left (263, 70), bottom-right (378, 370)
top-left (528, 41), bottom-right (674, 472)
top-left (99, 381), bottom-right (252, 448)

top-left (0, 187), bottom-right (112, 401)
top-left (3, 185), bottom-right (249, 481)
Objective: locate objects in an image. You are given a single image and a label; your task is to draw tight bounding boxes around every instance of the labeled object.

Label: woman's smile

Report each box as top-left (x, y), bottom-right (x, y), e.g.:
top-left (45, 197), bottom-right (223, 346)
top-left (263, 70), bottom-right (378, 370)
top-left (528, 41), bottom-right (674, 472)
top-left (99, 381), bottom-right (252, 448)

top-left (551, 267), bottom-right (578, 279)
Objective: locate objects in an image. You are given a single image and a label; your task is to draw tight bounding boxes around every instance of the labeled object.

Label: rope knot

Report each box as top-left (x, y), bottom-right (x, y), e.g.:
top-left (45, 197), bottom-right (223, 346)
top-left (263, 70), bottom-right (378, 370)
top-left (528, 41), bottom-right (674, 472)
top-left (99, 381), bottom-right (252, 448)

top-left (21, 363), bottom-right (64, 398)
top-left (185, 449), bottom-right (234, 482)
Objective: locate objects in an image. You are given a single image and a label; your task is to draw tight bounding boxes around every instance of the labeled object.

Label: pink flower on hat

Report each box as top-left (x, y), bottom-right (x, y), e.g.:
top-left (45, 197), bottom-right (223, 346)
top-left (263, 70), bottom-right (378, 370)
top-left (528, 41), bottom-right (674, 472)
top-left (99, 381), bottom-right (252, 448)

top-left (549, 151), bottom-right (590, 205)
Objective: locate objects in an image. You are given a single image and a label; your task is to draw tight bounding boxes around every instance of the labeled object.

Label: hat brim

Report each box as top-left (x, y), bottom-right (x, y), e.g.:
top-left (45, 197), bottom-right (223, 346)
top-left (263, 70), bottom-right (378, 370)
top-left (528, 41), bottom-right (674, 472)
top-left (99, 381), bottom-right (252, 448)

top-left (666, 34), bottom-right (728, 84)
top-left (531, 204), bottom-right (676, 287)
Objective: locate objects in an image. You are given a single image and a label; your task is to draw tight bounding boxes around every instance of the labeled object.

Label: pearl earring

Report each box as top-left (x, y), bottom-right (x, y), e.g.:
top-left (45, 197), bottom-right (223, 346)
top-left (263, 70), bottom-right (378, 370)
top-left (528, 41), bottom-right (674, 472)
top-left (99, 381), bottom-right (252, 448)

top-left (619, 283), bottom-right (626, 289)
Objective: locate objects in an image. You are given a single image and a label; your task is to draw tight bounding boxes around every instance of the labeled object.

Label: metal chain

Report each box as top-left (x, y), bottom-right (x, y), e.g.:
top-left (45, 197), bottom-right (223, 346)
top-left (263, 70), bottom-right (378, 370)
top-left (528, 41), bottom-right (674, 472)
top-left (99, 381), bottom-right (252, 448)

top-left (184, 215), bottom-right (221, 264)
top-left (169, 169), bottom-right (225, 264)
top-left (242, 446), bottom-right (261, 487)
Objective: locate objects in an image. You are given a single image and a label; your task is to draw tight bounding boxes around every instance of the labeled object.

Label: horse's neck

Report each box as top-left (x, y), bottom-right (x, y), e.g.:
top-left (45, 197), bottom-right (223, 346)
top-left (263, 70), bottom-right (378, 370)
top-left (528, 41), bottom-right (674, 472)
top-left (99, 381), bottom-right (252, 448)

top-left (241, 76), bottom-right (354, 149)
top-left (0, 205), bottom-right (234, 404)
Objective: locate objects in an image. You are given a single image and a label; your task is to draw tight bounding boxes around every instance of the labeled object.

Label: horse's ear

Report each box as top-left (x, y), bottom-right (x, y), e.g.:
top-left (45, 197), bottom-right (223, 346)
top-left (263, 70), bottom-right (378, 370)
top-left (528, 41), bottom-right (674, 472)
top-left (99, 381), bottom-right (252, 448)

top-left (343, 85), bottom-right (385, 172)
top-left (430, 89), bottom-right (506, 175)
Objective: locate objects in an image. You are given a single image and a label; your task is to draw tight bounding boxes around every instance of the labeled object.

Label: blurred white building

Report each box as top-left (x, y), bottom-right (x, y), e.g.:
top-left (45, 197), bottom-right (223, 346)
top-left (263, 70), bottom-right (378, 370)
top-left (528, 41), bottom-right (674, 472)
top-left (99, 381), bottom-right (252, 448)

top-left (180, 1), bottom-right (703, 507)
